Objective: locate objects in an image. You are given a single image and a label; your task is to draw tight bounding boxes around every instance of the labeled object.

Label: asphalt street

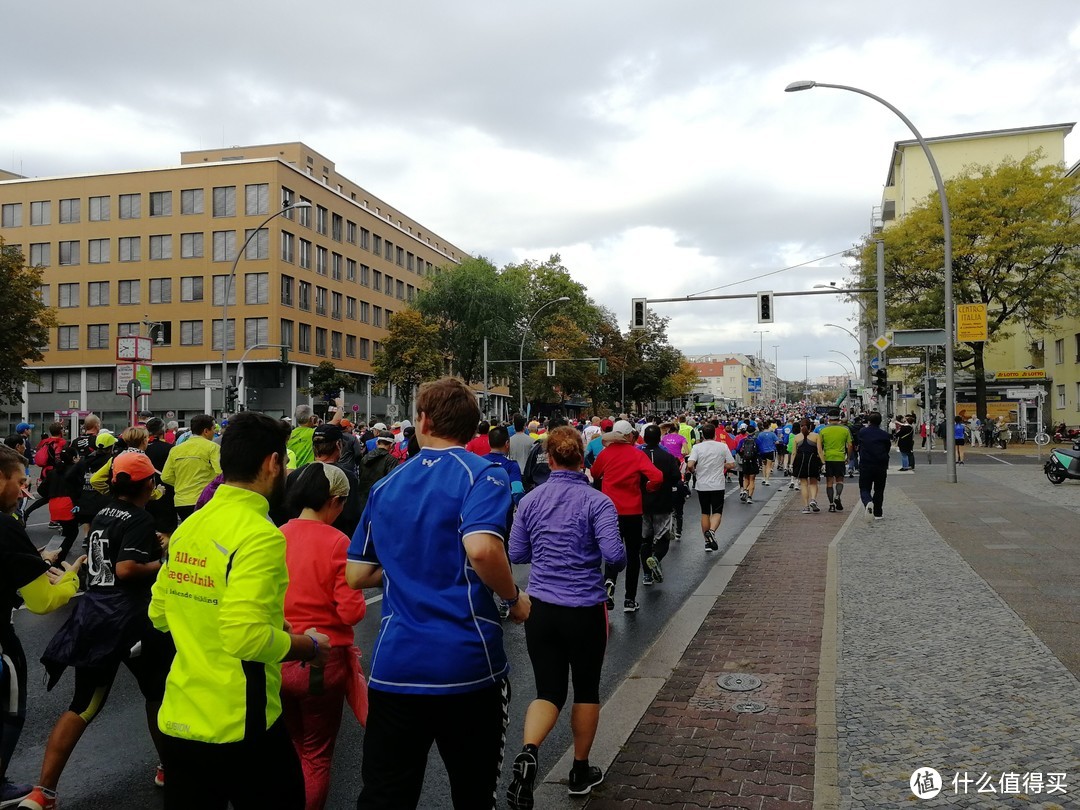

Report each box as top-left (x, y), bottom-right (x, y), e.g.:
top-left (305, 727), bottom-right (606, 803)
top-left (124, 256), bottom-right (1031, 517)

top-left (8, 474), bottom-right (783, 809)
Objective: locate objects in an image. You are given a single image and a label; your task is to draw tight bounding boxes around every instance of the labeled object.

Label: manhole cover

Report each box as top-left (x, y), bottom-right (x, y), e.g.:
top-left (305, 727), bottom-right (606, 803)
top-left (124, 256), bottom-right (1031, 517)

top-left (717, 673), bottom-right (762, 692)
top-left (732, 700), bottom-right (766, 714)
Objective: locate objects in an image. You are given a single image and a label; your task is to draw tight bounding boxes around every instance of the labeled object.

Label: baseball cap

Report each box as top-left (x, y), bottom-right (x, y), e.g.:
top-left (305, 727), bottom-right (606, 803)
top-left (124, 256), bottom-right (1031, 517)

top-left (16, 422), bottom-right (34, 433)
top-left (600, 418), bottom-right (614, 431)
top-left (112, 450), bottom-right (157, 482)
top-left (96, 432), bottom-right (118, 449)
top-left (376, 431), bottom-right (395, 444)
top-left (315, 462), bottom-right (351, 498)
top-left (372, 422), bottom-right (387, 431)
top-left (339, 418), bottom-right (353, 429)
top-left (399, 419), bottom-right (412, 429)
top-left (612, 420), bottom-right (635, 436)
top-left (391, 422), bottom-right (402, 431)
top-left (313, 424), bottom-right (343, 442)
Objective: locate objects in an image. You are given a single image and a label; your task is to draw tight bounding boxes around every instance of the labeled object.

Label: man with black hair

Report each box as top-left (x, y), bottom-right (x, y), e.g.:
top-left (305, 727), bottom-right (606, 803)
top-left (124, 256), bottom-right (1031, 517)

top-left (143, 417), bottom-right (177, 540)
top-left (818, 409), bottom-right (853, 513)
top-left (524, 417), bottom-right (568, 491)
top-left (150, 412), bottom-right (329, 809)
top-left (161, 415), bottom-right (220, 523)
top-left (856, 412), bottom-right (892, 521)
top-left (639, 425), bottom-right (681, 586)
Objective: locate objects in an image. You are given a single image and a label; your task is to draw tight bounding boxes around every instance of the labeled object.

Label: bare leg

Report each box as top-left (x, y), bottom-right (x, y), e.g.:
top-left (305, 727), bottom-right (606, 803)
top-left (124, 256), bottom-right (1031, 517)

top-left (800, 479), bottom-right (810, 508)
top-left (571, 704), bottom-right (601, 761)
top-left (807, 477), bottom-right (820, 503)
top-left (522, 699), bottom-right (560, 748)
top-left (37, 712), bottom-right (87, 790)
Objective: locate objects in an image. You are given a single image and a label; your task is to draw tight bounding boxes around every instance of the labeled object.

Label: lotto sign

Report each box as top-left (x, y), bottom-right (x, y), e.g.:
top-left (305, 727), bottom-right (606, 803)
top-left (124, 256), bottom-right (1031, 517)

top-left (956, 303), bottom-right (988, 342)
top-left (995, 369), bottom-right (1046, 381)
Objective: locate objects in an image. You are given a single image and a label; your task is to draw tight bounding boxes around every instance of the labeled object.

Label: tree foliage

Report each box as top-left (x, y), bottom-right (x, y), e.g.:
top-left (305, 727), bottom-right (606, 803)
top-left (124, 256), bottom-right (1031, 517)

top-left (372, 309), bottom-right (444, 412)
top-left (301, 361), bottom-right (357, 399)
top-left (0, 240), bottom-right (58, 405)
top-left (851, 154), bottom-right (1080, 418)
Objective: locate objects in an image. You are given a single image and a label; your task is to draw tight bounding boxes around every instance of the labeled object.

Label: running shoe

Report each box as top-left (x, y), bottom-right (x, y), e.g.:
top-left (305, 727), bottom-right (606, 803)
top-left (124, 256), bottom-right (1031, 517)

top-left (866, 503), bottom-right (874, 518)
top-left (761, 479), bottom-right (770, 486)
top-left (745, 496), bottom-right (753, 504)
top-left (154, 765), bottom-right (165, 788)
top-left (623, 599), bottom-right (639, 613)
top-left (47, 522), bottom-right (60, 530)
top-left (809, 500), bottom-right (820, 512)
top-left (801, 507), bottom-right (812, 514)
top-left (794, 483), bottom-right (801, 491)
top-left (739, 490), bottom-right (748, 503)
top-left (642, 571), bottom-right (653, 586)
top-left (15, 787), bottom-right (55, 810)
top-left (828, 503), bottom-right (836, 513)
top-left (1, 780), bottom-right (31, 809)
top-left (568, 764), bottom-right (604, 796)
top-left (788, 481), bottom-right (796, 490)
top-left (835, 500), bottom-right (844, 512)
top-left (604, 579), bottom-right (615, 610)
top-left (646, 555), bottom-right (663, 583)
top-left (506, 750), bottom-right (537, 810)
top-left (704, 531), bottom-right (719, 553)
top-left (874, 515), bottom-right (884, 521)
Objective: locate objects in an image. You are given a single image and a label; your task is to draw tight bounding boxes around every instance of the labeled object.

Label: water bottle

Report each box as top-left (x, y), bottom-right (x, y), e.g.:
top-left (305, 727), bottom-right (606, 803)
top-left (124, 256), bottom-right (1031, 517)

top-left (308, 628), bottom-right (324, 695)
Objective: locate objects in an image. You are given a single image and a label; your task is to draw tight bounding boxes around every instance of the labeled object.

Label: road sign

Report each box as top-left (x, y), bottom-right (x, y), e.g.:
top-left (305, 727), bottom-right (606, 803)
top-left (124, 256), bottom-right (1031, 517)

top-left (890, 328), bottom-right (947, 347)
top-left (888, 357), bottom-right (921, 366)
top-left (869, 357), bottom-right (881, 372)
top-left (386, 404), bottom-right (399, 417)
top-left (352, 403), bottom-right (360, 413)
top-left (748, 377), bottom-right (762, 392)
top-left (872, 334), bottom-right (893, 352)
top-left (199, 378), bottom-right (223, 389)
top-left (165, 410), bottom-right (176, 419)
top-left (1005, 388), bottom-right (1043, 399)
top-left (956, 303), bottom-right (988, 342)
top-left (900, 393), bottom-right (916, 399)
top-left (68, 399), bottom-right (80, 409)
top-left (127, 379), bottom-right (142, 399)
top-left (116, 364), bottom-right (152, 396)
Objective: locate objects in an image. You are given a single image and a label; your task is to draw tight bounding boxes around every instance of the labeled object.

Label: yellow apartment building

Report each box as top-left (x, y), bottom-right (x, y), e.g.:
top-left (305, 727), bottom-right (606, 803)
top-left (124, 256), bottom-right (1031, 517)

top-left (876, 123), bottom-right (1078, 428)
top-left (0, 142), bottom-right (468, 431)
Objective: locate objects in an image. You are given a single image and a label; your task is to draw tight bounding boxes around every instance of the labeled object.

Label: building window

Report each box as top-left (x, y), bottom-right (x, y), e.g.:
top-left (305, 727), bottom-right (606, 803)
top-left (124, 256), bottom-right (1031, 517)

top-left (299, 239), bottom-right (311, 269)
top-left (213, 186), bottom-right (236, 217)
top-left (2, 203), bottom-right (23, 227)
top-left (346, 258), bottom-right (356, 282)
top-left (213, 230), bottom-right (236, 262)
top-left (346, 220), bottom-right (357, 244)
top-left (407, 252), bottom-right (415, 272)
top-left (359, 338), bottom-right (370, 360)
top-left (316, 205), bottom-right (328, 235)
top-left (150, 277), bottom-right (172, 304)
top-left (298, 281), bottom-right (311, 311)
top-left (30, 201), bottom-right (51, 226)
top-left (29, 372), bottom-right (53, 393)
top-left (181, 232), bottom-right (204, 258)
top-left (298, 198), bottom-right (311, 228)
top-left (149, 234), bottom-right (173, 260)
top-left (212, 275), bottom-right (237, 306)
top-left (244, 227), bottom-right (269, 260)
top-left (35, 285), bottom-right (50, 307)
top-left (55, 371), bottom-right (82, 392)
top-left (1075, 333), bottom-right (1080, 363)
top-left (212, 319), bottom-right (236, 351)
top-left (373, 340), bottom-right (381, 356)
top-left (1057, 384), bottom-right (1066, 409)
top-left (118, 322), bottom-right (139, 337)
top-left (180, 320), bottom-right (203, 345)
top-left (281, 275), bottom-right (294, 306)
top-left (372, 234), bottom-right (382, 256)
top-left (315, 286), bottom-right (327, 316)
top-left (396, 246), bottom-right (405, 267)
top-left (88, 324), bottom-right (110, 349)
top-left (359, 301), bottom-right (370, 323)
top-left (396, 280), bottom-right (405, 300)
top-left (385, 241), bottom-right (394, 261)
top-left (119, 279), bottom-right (141, 305)
top-left (373, 306), bottom-right (382, 328)
top-left (88, 238), bottom-right (110, 264)
top-left (86, 370), bottom-right (114, 392)
top-left (316, 246), bottom-right (328, 275)
top-left (298, 323), bottom-right (311, 353)
top-left (245, 272), bottom-right (269, 305)
top-left (175, 368), bottom-right (194, 389)
top-left (372, 270), bottom-right (382, 292)
top-left (346, 296), bottom-right (357, 320)
top-left (58, 325), bottom-right (78, 350)
top-left (244, 317), bottom-right (269, 349)
top-left (331, 291), bottom-right (342, 320)
top-left (59, 198), bottom-right (80, 224)
top-left (407, 284), bottom-right (415, 302)
top-left (88, 281), bottom-right (109, 307)
top-left (245, 184), bottom-right (269, 216)
top-left (119, 194), bottom-right (141, 219)
top-left (119, 236), bottom-right (141, 262)
top-left (152, 368), bottom-right (175, 390)
top-left (331, 213), bottom-right (343, 242)
top-left (181, 276), bottom-right (204, 302)
top-left (58, 283), bottom-right (79, 308)
top-left (360, 228), bottom-right (370, 250)
top-left (89, 196), bottom-right (110, 221)
top-left (359, 264), bottom-right (370, 286)
top-left (181, 188), bottom-right (204, 215)
top-left (1055, 339), bottom-right (1065, 364)
top-left (59, 241), bottom-right (80, 266)
top-left (281, 231), bottom-right (295, 263)
top-left (281, 187), bottom-right (295, 218)
top-left (331, 331), bottom-right (342, 359)
top-left (149, 191), bottom-right (172, 217)
top-left (280, 319), bottom-right (294, 349)
top-left (332, 253), bottom-right (342, 281)
top-left (315, 327), bottom-right (327, 357)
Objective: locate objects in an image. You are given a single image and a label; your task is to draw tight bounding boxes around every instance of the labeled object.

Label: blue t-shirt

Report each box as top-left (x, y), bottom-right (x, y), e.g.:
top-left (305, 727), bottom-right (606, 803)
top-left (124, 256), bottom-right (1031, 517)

top-left (483, 452), bottom-right (525, 504)
top-left (755, 430), bottom-right (778, 454)
top-left (954, 422), bottom-right (967, 440)
top-left (584, 436), bottom-right (604, 468)
top-left (348, 446), bottom-right (512, 695)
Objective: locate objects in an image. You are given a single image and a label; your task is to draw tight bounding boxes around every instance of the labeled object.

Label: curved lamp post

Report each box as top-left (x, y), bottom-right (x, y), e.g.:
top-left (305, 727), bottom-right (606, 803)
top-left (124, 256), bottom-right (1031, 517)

top-left (221, 200), bottom-right (311, 415)
top-left (830, 350), bottom-right (857, 377)
top-left (518, 297), bottom-right (570, 413)
top-left (786, 79), bottom-right (955, 482)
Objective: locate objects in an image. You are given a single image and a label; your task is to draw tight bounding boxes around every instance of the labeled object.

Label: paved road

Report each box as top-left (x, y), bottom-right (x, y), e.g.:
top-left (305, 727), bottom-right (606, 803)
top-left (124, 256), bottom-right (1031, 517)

top-left (8, 476), bottom-right (789, 809)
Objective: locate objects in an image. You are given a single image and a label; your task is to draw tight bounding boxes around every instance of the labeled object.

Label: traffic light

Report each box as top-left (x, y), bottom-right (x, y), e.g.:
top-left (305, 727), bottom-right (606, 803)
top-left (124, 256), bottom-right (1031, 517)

top-left (279, 346), bottom-right (289, 366)
top-left (546, 359), bottom-right (556, 377)
top-left (874, 369), bottom-right (887, 398)
top-left (928, 377), bottom-right (938, 404)
top-left (631, 298), bottom-right (648, 330)
top-left (756, 291), bottom-right (774, 324)
top-left (598, 358), bottom-right (608, 375)
top-left (225, 384), bottom-right (238, 411)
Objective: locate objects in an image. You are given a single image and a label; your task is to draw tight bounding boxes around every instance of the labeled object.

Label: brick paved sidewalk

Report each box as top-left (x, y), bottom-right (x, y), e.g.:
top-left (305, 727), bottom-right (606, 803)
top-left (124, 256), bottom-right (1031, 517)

top-left (588, 491), bottom-right (837, 809)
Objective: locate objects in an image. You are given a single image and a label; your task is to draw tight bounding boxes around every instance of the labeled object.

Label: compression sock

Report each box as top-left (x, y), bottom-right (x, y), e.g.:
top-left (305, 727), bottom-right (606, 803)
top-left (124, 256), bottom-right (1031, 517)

top-left (835, 482), bottom-right (844, 501)
top-left (826, 486), bottom-right (835, 505)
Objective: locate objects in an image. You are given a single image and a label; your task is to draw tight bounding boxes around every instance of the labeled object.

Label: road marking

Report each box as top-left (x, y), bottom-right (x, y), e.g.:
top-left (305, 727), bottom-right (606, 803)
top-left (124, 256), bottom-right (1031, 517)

top-left (984, 455), bottom-right (1013, 465)
top-left (365, 593), bottom-right (382, 605)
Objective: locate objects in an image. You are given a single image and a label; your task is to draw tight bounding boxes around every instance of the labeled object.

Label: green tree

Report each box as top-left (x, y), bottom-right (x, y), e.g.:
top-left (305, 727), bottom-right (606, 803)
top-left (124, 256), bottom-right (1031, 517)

top-left (301, 361), bottom-right (356, 403)
top-left (852, 154), bottom-right (1080, 419)
top-left (372, 308), bottom-right (445, 416)
top-left (0, 240), bottom-right (58, 405)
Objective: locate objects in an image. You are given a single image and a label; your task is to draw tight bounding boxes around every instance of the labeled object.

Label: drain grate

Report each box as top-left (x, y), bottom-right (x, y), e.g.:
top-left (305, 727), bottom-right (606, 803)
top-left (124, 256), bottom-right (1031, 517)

top-left (732, 700), bottom-right (767, 714)
top-left (717, 673), bottom-right (762, 692)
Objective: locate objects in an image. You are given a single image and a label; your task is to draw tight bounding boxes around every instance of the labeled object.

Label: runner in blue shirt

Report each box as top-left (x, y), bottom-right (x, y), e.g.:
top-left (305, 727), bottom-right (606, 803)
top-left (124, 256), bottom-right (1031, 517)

top-left (755, 425), bottom-right (778, 486)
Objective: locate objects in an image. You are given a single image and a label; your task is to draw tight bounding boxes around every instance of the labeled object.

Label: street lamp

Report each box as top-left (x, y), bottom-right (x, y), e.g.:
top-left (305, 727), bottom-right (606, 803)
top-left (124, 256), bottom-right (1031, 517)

top-left (786, 79), bottom-right (956, 482)
top-left (518, 296), bottom-right (570, 413)
top-left (753, 329), bottom-right (769, 403)
top-left (830, 350), bottom-right (857, 378)
top-left (221, 200), bottom-right (311, 415)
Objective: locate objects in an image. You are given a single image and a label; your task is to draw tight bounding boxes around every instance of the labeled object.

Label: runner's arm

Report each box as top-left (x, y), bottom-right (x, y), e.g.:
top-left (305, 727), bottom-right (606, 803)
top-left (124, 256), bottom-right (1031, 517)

top-left (19, 565), bottom-right (80, 614)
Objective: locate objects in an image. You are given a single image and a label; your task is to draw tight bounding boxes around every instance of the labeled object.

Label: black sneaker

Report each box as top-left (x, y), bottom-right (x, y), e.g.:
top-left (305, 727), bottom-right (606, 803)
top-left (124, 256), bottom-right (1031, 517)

top-left (568, 764), bottom-right (604, 796)
top-left (704, 531), bottom-right (719, 553)
top-left (809, 500), bottom-right (820, 513)
top-left (645, 555), bottom-right (663, 583)
top-left (623, 599), bottom-right (639, 613)
top-left (507, 750), bottom-right (537, 810)
top-left (828, 503), bottom-right (836, 513)
top-left (642, 572), bottom-right (653, 586)
top-left (835, 500), bottom-right (844, 512)
top-left (604, 579), bottom-right (615, 610)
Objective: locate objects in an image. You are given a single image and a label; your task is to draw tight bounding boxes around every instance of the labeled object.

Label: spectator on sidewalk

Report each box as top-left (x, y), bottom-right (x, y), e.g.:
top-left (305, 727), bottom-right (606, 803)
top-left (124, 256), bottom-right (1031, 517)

top-left (895, 415), bottom-right (915, 472)
top-left (857, 412), bottom-right (892, 520)
top-left (506, 426), bottom-right (624, 808)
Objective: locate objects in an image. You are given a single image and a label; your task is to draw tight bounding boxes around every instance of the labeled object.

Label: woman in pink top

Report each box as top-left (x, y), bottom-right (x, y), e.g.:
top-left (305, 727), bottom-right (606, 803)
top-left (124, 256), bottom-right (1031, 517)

top-left (280, 462), bottom-right (367, 810)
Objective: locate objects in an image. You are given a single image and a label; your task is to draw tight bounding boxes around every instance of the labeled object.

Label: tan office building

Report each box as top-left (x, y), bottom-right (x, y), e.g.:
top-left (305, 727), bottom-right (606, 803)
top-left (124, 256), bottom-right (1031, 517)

top-left (0, 142), bottom-right (466, 430)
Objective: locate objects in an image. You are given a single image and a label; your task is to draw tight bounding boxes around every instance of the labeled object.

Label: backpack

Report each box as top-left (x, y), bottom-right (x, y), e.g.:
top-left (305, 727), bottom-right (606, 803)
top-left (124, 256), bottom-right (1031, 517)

top-left (389, 441), bottom-right (409, 463)
top-left (739, 436), bottom-right (759, 463)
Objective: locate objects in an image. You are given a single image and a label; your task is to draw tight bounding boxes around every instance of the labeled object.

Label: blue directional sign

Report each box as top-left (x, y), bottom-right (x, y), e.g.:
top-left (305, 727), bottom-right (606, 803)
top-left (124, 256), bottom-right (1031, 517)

top-left (869, 357), bottom-right (881, 372)
top-left (748, 377), bottom-right (762, 392)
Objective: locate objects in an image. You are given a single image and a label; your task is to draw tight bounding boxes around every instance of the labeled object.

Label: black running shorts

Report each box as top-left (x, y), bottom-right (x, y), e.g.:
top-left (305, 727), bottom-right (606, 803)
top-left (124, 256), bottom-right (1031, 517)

top-left (697, 489), bottom-right (725, 516)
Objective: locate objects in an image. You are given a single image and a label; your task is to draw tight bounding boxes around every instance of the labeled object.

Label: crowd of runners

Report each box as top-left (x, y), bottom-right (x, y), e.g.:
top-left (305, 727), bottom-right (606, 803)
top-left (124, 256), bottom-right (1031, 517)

top-left (1, 384), bottom-right (904, 809)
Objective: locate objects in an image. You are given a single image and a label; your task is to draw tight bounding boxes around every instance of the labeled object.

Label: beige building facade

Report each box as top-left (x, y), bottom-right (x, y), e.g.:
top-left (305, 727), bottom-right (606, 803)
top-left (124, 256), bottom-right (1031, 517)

top-left (0, 142), bottom-right (466, 430)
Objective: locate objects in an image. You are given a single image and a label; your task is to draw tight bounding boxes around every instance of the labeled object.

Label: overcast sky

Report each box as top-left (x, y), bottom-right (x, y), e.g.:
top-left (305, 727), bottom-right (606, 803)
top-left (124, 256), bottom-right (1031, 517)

top-left (5, 1), bottom-right (1080, 384)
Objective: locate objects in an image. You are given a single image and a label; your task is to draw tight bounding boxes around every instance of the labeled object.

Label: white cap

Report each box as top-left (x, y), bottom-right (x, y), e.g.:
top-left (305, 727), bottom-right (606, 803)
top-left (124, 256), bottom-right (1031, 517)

top-left (612, 419), bottom-right (635, 436)
top-left (373, 422), bottom-right (387, 431)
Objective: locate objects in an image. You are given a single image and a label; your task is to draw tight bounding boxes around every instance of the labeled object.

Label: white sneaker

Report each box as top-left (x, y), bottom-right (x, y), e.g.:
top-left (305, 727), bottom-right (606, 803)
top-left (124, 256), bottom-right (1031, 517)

top-left (761, 479), bottom-right (770, 486)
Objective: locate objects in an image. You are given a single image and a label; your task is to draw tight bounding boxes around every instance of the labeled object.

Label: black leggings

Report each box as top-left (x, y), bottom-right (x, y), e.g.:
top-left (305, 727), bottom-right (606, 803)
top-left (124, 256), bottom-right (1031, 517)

top-left (55, 520), bottom-right (80, 562)
top-left (605, 514), bottom-right (642, 600)
top-left (68, 639), bottom-right (172, 722)
top-left (524, 598), bottom-right (607, 709)
top-left (0, 629), bottom-right (28, 778)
